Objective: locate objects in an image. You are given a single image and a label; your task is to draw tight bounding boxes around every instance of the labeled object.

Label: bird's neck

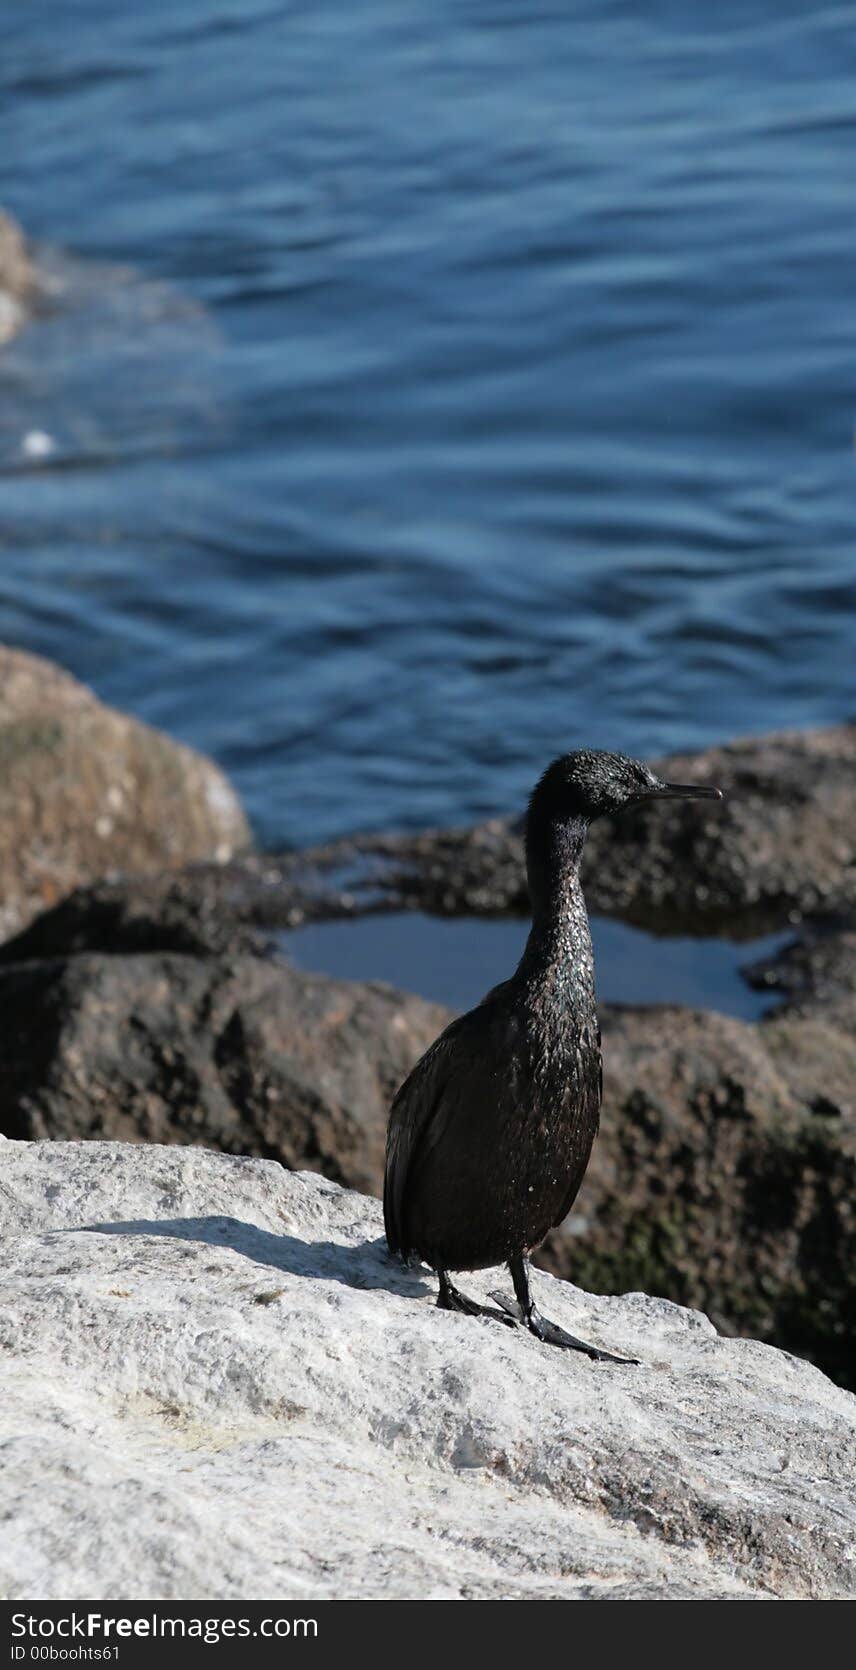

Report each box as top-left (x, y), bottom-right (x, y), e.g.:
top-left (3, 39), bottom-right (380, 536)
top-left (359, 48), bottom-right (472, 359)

top-left (518, 815), bottom-right (595, 1000)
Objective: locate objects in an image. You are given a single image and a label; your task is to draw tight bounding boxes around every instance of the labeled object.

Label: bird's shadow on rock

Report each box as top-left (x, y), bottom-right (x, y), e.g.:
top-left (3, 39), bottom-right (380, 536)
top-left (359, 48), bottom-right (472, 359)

top-left (75, 1215), bottom-right (432, 1299)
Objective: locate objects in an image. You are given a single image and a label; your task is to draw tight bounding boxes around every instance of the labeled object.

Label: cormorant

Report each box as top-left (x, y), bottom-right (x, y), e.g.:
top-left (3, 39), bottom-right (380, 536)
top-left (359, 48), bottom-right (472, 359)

top-left (384, 749), bottom-right (723, 1363)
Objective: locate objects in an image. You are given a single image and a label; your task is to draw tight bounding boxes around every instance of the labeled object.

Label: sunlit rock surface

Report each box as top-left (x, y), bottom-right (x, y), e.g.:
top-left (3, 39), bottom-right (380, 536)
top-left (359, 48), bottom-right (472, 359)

top-left (1, 1139), bottom-right (853, 1600)
top-left (0, 647), bottom-right (251, 938)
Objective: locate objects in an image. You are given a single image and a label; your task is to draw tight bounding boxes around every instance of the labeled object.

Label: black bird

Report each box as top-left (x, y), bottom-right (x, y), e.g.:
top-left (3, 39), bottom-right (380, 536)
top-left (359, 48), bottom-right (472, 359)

top-left (384, 749), bottom-right (723, 1363)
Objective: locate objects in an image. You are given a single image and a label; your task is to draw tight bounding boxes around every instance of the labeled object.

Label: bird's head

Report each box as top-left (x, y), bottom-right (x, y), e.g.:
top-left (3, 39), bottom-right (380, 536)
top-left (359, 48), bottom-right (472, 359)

top-left (528, 748), bottom-right (723, 829)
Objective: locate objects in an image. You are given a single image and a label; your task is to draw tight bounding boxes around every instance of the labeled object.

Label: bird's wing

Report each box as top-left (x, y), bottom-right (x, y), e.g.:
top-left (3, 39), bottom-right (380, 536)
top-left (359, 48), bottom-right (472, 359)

top-left (549, 1018), bottom-right (602, 1232)
top-left (383, 1007), bottom-right (479, 1257)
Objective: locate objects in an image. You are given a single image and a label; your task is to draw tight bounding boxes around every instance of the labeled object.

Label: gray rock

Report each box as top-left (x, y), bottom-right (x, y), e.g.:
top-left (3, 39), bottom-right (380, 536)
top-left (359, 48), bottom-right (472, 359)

top-left (0, 1139), bottom-right (853, 1600)
top-left (0, 951), bottom-right (447, 1196)
top-left (0, 866), bottom-right (278, 963)
top-left (539, 994), bottom-right (856, 1392)
top-left (0, 647), bottom-right (251, 939)
top-left (742, 916), bottom-right (856, 1007)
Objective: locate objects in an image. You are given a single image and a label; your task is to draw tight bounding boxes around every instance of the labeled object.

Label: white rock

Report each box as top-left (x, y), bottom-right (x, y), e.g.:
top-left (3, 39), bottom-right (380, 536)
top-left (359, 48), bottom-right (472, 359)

top-left (0, 1140), bottom-right (853, 1600)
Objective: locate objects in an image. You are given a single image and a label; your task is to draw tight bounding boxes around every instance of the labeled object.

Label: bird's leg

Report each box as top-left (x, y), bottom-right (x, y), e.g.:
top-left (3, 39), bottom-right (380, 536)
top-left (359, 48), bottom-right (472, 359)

top-left (437, 1268), bottom-right (517, 1326)
top-left (491, 1256), bottom-right (639, 1364)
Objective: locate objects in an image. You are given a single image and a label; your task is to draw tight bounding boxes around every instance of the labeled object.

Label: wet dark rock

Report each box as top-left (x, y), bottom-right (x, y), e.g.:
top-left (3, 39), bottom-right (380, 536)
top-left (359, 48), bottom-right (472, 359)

top-left (582, 726), bottom-right (856, 936)
top-left (0, 950), bottom-right (447, 1196)
top-left (538, 993), bottom-right (856, 1391)
top-left (0, 854), bottom-right (383, 969)
top-left (742, 914), bottom-right (856, 1007)
top-left (0, 867), bottom-right (283, 964)
top-left (295, 725), bottom-right (856, 938)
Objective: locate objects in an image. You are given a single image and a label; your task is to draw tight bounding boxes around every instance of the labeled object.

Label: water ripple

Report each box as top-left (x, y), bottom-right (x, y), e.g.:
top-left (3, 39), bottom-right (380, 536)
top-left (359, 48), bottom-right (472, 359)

top-left (1, 1), bottom-right (854, 846)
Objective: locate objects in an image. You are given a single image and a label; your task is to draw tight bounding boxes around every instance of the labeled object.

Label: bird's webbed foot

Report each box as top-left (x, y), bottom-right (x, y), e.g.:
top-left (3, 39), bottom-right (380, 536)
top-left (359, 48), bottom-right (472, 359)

top-left (527, 1305), bottom-right (638, 1364)
top-left (494, 1257), bottom-right (639, 1365)
top-left (437, 1270), bottom-right (517, 1327)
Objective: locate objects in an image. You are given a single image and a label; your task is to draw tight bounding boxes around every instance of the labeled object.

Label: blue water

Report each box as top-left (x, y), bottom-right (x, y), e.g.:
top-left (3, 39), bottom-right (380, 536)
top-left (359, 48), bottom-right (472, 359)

top-left (2, 2), bottom-right (855, 850)
top-left (282, 912), bottom-right (788, 1019)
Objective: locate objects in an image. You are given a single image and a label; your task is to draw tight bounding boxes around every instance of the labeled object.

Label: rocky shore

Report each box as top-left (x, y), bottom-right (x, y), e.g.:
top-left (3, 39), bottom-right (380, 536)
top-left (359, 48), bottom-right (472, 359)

top-left (0, 647), bottom-right (853, 1404)
top-left (1, 863), bottom-right (852, 1390)
top-left (2, 1139), bottom-right (854, 1600)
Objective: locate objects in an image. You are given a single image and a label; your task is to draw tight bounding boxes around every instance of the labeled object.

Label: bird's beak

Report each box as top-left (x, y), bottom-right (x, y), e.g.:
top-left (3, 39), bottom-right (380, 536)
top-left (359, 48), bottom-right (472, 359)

top-left (648, 781), bottom-right (724, 801)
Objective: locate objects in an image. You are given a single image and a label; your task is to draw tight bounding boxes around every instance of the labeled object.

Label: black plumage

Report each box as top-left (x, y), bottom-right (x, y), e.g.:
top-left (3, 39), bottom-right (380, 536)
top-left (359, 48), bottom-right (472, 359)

top-left (384, 749), bottom-right (722, 1361)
